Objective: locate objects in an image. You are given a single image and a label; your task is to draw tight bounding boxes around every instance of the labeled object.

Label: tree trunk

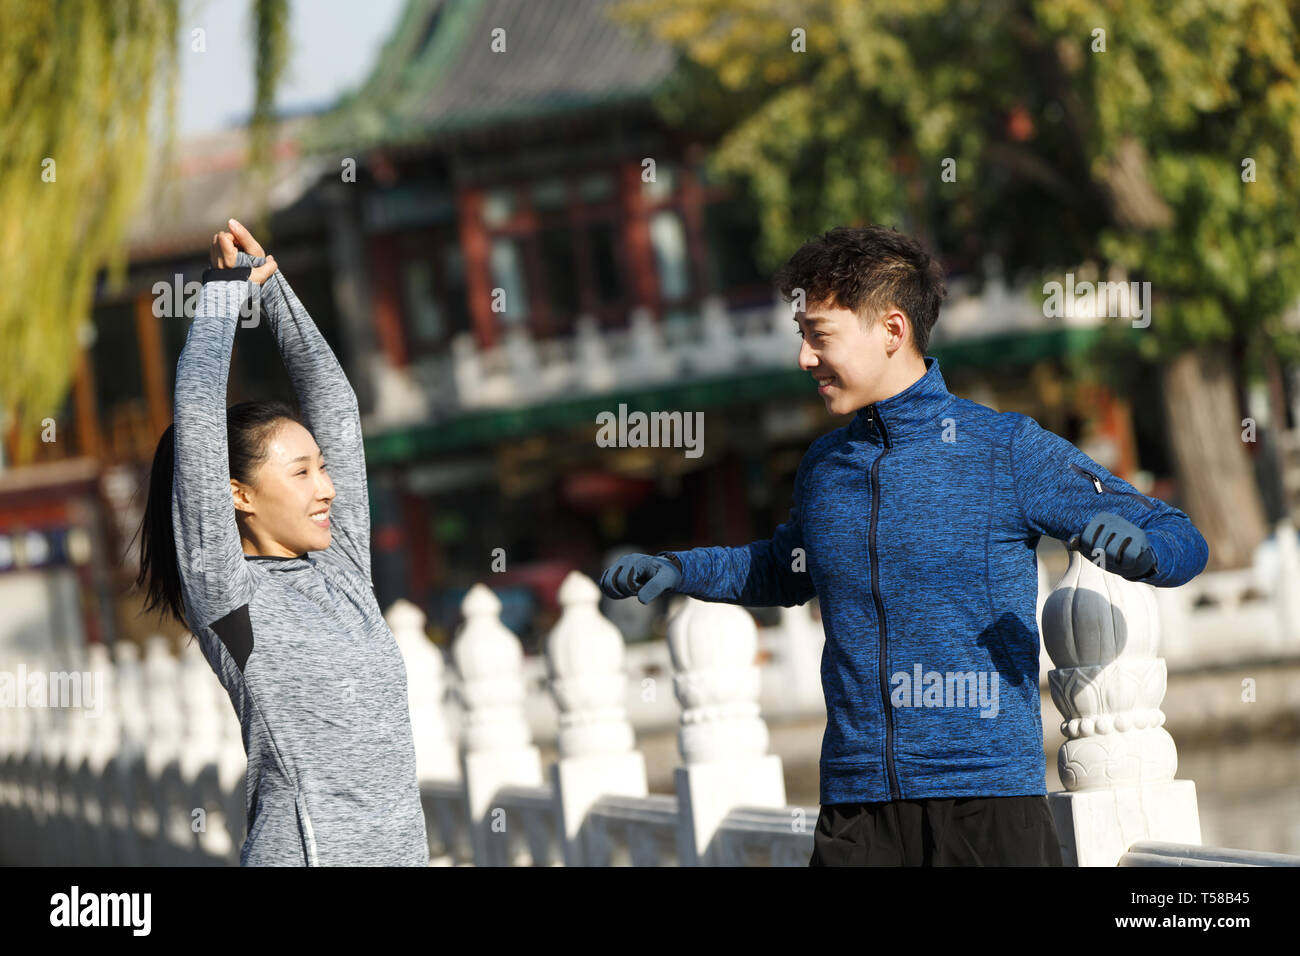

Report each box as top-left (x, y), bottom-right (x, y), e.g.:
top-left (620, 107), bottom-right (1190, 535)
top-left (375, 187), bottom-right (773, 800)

top-left (1260, 351), bottom-right (1294, 523)
top-left (1160, 347), bottom-right (1269, 571)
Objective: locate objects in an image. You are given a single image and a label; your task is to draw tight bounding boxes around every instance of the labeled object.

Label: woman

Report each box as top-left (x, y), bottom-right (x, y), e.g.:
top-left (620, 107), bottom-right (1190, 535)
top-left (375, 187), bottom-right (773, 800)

top-left (135, 219), bottom-right (429, 866)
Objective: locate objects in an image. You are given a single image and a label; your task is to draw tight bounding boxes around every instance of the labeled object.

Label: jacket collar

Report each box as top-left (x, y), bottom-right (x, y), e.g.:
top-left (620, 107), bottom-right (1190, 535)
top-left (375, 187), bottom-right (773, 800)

top-left (847, 355), bottom-right (955, 446)
top-left (244, 553), bottom-right (313, 571)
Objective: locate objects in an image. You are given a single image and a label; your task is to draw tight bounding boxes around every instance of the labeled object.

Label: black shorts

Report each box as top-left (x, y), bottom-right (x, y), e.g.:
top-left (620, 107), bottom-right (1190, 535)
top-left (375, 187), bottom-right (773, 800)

top-left (808, 795), bottom-right (1063, 866)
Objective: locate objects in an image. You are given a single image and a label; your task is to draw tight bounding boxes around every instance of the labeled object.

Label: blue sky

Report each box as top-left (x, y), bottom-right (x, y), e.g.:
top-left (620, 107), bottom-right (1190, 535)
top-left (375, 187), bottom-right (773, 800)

top-left (166, 0), bottom-right (407, 137)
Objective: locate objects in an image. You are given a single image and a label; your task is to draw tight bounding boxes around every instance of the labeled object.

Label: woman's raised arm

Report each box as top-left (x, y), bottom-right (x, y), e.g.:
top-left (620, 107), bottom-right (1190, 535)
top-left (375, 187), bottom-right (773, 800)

top-left (228, 220), bottom-right (373, 583)
top-left (171, 258), bottom-right (265, 631)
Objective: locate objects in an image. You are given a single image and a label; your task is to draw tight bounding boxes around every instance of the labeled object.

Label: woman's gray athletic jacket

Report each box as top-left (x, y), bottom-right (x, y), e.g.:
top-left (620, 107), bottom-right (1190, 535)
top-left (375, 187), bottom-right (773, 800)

top-left (172, 259), bottom-right (429, 866)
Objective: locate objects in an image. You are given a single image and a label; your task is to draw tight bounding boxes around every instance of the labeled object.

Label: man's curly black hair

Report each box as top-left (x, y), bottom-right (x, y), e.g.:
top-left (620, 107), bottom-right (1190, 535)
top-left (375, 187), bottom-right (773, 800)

top-left (775, 225), bottom-right (947, 355)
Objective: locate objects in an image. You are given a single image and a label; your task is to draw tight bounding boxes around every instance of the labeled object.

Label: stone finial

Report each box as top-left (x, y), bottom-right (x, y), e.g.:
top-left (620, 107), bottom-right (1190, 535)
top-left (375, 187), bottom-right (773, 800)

top-left (142, 636), bottom-right (183, 770)
top-left (666, 597), bottom-right (768, 764)
top-left (545, 571), bottom-right (635, 759)
top-left (84, 644), bottom-right (121, 770)
top-left (574, 315), bottom-right (614, 391)
top-left (452, 584), bottom-right (532, 753)
top-left (178, 639), bottom-right (222, 778)
top-left (113, 641), bottom-right (148, 761)
top-left (386, 599), bottom-right (459, 780)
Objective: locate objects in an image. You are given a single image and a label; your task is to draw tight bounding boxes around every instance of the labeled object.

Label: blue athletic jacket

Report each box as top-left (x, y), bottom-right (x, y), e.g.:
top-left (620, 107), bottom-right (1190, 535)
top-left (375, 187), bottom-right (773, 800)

top-left (662, 356), bottom-right (1209, 804)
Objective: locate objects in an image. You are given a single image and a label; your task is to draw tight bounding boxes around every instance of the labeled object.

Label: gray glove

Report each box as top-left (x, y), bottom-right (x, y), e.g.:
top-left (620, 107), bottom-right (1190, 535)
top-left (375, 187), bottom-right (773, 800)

top-left (598, 553), bottom-right (682, 605)
top-left (1068, 511), bottom-right (1157, 579)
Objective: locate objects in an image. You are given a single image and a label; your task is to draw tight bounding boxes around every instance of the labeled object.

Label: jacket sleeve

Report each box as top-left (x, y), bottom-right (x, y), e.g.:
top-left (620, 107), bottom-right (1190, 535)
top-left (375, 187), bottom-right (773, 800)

top-left (1010, 413), bottom-right (1209, 587)
top-left (172, 272), bottom-right (257, 630)
top-left (658, 448), bottom-right (819, 608)
top-left (240, 252), bottom-right (372, 583)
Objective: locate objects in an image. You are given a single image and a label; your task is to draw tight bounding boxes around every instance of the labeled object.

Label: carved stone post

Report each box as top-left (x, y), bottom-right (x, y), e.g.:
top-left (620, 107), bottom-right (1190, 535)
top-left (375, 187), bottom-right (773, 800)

top-left (387, 599), bottom-right (459, 781)
top-left (1043, 550), bottom-right (1201, 866)
top-left (669, 597), bottom-right (787, 866)
top-left (453, 584), bottom-right (543, 866)
top-left (545, 571), bottom-right (648, 865)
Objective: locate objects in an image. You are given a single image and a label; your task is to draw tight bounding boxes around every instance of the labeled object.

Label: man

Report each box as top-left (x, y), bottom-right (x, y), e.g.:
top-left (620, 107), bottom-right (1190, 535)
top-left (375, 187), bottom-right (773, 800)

top-left (599, 224), bottom-right (1210, 866)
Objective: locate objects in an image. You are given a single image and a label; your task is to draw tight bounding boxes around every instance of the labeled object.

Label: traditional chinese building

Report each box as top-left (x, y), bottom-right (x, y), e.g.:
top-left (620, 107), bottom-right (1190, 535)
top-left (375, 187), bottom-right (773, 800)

top-left (300, 0), bottom-right (1176, 649)
top-left (2, 0), bottom-right (1227, 657)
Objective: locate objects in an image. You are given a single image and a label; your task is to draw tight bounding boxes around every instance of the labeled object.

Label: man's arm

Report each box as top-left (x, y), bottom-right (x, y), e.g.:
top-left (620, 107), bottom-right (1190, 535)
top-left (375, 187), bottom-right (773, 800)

top-left (658, 457), bottom-right (817, 608)
top-left (1011, 414), bottom-right (1209, 587)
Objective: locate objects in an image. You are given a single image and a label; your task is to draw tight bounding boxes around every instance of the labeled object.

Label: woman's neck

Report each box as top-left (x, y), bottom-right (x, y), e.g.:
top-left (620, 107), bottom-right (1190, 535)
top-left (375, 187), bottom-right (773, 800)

top-left (239, 532), bottom-right (304, 559)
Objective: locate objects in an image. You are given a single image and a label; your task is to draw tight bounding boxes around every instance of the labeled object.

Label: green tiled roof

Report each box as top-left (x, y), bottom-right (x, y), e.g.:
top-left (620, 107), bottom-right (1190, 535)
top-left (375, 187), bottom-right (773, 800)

top-left (306, 0), bottom-right (679, 153)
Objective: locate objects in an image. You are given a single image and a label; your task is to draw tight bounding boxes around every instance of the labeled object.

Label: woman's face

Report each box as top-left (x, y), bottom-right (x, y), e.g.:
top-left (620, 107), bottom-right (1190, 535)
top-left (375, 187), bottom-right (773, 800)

top-left (232, 420), bottom-right (335, 557)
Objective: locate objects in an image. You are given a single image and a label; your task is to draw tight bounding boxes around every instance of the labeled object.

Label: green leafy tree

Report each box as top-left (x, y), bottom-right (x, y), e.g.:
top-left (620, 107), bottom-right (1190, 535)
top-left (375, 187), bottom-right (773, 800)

top-left (613, 0), bottom-right (1300, 569)
top-left (0, 0), bottom-right (288, 464)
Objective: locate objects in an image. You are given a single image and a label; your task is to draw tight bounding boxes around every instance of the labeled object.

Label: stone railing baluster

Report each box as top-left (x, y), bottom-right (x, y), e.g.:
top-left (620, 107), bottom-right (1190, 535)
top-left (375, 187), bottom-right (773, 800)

top-left (544, 571), bottom-right (648, 865)
top-left (453, 584), bottom-right (543, 866)
top-left (1043, 549), bottom-right (1201, 866)
top-left (667, 597), bottom-right (787, 866)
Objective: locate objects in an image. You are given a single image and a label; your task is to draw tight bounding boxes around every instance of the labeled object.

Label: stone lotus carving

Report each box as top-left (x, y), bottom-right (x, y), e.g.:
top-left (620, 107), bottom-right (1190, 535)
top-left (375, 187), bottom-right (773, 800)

top-left (1043, 550), bottom-right (1178, 791)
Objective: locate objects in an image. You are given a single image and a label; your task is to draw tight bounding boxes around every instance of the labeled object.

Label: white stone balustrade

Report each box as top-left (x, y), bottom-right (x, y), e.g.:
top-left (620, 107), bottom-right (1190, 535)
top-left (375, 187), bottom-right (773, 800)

top-left (5, 544), bottom-right (1300, 866)
top-left (1152, 518), bottom-right (1300, 669)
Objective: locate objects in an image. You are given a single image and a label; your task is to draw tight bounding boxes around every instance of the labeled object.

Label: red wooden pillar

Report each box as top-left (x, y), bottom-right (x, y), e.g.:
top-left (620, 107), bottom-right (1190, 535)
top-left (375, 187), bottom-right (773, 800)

top-left (134, 291), bottom-right (169, 438)
top-left (367, 234), bottom-right (409, 368)
top-left (72, 352), bottom-right (100, 461)
top-left (456, 185), bottom-right (499, 350)
top-left (617, 162), bottom-right (659, 314)
top-left (678, 163), bottom-right (712, 299)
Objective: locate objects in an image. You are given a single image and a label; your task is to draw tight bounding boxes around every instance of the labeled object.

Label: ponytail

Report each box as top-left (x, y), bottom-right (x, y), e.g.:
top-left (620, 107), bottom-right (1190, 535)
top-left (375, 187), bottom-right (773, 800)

top-left (133, 400), bottom-right (303, 629)
top-left (135, 422), bottom-right (185, 627)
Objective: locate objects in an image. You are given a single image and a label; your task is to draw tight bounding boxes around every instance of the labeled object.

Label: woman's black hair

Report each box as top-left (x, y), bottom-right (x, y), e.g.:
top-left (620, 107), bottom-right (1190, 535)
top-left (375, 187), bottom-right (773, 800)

top-left (134, 400), bottom-right (303, 628)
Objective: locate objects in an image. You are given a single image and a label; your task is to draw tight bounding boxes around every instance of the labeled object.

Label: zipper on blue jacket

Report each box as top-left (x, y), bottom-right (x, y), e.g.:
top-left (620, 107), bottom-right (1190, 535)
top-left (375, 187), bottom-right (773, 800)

top-left (866, 403), bottom-right (901, 801)
top-left (1069, 462), bottom-right (1156, 510)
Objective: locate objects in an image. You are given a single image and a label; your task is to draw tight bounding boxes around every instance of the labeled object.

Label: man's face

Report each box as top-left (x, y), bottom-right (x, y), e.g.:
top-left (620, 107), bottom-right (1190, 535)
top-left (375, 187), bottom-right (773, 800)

top-left (796, 300), bottom-right (896, 415)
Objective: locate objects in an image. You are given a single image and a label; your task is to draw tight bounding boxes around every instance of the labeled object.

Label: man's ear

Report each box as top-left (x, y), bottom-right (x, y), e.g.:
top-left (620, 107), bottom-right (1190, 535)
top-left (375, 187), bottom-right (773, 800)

top-left (882, 308), bottom-right (910, 352)
top-left (231, 478), bottom-right (255, 515)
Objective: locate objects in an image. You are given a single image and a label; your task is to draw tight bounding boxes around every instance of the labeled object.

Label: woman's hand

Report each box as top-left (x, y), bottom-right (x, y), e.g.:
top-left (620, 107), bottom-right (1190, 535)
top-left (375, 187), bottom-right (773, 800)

top-left (226, 218), bottom-right (265, 258)
top-left (210, 219), bottom-right (277, 284)
top-left (209, 229), bottom-right (238, 269)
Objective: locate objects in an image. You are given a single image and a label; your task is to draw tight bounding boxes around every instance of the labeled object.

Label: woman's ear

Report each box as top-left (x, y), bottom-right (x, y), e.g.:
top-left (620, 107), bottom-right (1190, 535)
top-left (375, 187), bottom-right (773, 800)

top-left (231, 478), bottom-right (255, 515)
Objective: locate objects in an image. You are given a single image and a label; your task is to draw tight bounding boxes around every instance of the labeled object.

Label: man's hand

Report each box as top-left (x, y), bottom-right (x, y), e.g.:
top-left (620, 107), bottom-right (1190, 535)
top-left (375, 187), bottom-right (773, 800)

top-left (598, 554), bottom-right (682, 605)
top-left (210, 219), bottom-right (276, 284)
top-left (1068, 511), bottom-right (1157, 579)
